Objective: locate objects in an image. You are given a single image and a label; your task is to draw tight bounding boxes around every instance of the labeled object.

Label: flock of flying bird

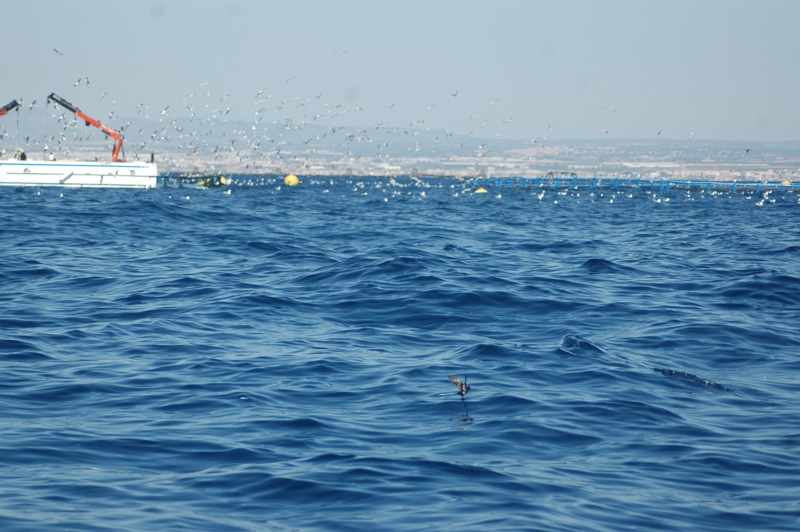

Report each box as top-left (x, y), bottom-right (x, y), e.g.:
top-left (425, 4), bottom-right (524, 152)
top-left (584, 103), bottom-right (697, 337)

top-left (3, 76), bottom-right (552, 172)
top-left (4, 51), bottom-right (729, 171)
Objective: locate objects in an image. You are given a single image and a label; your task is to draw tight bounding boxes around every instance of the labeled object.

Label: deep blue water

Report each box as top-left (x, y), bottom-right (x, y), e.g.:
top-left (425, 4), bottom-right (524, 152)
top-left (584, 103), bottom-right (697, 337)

top-left (2, 178), bottom-right (800, 531)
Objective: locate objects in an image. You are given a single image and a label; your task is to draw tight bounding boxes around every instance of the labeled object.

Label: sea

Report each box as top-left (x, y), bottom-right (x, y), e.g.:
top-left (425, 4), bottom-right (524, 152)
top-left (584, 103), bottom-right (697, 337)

top-left (2, 177), bottom-right (799, 531)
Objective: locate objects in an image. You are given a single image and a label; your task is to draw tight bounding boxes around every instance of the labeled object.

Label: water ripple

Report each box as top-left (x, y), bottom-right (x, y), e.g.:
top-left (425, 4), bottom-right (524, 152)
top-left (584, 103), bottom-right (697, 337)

top-left (1, 181), bottom-right (800, 530)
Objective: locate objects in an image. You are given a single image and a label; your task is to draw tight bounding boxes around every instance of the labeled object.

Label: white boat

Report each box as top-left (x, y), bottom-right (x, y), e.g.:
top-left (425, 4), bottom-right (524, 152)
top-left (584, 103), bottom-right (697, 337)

top-left (0, 158), bottom-right (158, 188)
top-left (0, 93), bottom-right (158, 189)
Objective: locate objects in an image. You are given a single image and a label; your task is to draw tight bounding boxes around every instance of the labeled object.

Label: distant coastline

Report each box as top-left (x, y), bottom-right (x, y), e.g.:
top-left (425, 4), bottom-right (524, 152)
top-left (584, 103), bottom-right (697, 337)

top-left (154, 138), bottom-right (800, 183)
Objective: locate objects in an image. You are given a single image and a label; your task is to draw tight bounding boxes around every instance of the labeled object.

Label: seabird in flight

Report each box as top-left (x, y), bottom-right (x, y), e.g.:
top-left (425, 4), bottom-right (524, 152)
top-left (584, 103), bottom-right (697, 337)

top-left (448, 375), bottom-right (471, 397)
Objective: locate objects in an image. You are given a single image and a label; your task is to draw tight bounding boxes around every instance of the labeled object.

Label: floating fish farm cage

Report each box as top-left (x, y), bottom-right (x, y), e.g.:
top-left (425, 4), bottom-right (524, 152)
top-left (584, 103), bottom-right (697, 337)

top-left (468, 173), bottom-right (798, 194)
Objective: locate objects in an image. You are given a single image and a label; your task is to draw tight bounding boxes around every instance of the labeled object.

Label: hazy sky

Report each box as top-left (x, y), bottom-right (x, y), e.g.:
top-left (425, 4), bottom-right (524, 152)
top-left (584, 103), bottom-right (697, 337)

top-left (4, 0), bottom-right (799, 142)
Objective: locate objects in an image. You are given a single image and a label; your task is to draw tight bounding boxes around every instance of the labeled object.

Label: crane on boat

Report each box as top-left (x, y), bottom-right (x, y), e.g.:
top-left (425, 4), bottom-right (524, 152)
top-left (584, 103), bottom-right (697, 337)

top-left (47, 92), bottom-right (126, 162)
top-left (1, 100), bottom-right (24, 159)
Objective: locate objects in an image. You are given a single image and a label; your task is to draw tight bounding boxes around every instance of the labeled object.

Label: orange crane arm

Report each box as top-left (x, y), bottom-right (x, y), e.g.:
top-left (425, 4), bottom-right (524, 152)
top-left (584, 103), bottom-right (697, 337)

top-left (47, 92), bottom-right (125, 162)
top-left (0, 99), bottom-right (20, 118)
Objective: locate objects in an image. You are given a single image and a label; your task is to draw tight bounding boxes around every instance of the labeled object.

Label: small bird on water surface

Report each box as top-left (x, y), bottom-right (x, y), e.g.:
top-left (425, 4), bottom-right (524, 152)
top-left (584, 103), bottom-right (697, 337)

top-left (448, 375), bottom-right (471, 397)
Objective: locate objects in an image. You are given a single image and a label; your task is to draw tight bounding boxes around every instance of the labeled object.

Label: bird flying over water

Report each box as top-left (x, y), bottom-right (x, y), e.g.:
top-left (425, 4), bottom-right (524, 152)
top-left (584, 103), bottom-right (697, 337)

top-left (448, 375), bottom-right (471, 397)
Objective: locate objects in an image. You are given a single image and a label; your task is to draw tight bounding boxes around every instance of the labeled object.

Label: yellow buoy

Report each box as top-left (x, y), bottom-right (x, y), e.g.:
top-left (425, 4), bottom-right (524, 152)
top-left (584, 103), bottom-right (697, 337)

top-left (284, 174), bottom-right (300, 186)
top-left (475, 187), bottom-right (488, 194)
top-left (781, 179), bottom-right (791, 186)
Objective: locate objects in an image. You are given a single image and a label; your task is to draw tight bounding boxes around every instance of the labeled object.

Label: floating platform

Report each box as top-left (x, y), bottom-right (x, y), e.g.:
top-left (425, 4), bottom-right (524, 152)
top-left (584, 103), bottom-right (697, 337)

top-left (469, 175), bottom-right (798, 194)
top-left (0, 159), bottom-right (158, 189)
top-left (158, 173), bottom-right (232, 189)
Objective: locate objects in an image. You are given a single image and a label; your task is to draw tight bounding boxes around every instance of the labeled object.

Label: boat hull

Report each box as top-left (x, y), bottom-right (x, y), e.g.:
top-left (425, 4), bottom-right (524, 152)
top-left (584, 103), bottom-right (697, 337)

top-left (0, 159), bottom-right (158, 189)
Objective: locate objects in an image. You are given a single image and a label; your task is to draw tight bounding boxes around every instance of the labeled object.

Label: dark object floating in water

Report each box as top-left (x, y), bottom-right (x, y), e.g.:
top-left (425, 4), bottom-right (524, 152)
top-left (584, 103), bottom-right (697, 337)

top-left (559, 333), bottom-right (727, 391)
top-left (581, 258), bottom-right (633, 275)
top-left (656, 368), bottom-right (729, 391)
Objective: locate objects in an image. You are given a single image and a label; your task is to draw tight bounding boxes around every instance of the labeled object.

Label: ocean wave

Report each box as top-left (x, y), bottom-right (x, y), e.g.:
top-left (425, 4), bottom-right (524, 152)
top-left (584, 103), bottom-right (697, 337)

top-left (1, 183), bottom-right (799, 530)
